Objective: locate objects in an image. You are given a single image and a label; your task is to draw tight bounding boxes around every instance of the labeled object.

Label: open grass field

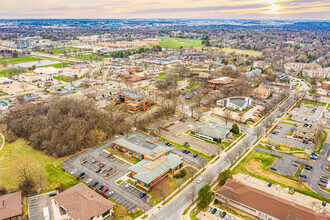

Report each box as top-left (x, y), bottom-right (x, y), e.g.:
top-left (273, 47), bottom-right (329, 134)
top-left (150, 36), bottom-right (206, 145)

top-left (232, 151), bottom-right (330, 202)
top-left (0, 56), bottom-right (40, 64)
top-left (0, 138), bottom-right (78, 192)
top-left (38, 62), bottom-right (69, 69)
top-left (219, 47), bottom-right (262, 57)
top-left (158, 37), bottom-right (203, 49)
top-left (49, 46), bottom-right (79, 54)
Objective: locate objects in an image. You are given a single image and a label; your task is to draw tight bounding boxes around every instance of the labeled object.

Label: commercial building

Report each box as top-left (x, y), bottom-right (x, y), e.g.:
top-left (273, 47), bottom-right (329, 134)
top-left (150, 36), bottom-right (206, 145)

top-left (0, 191), bottom-right (23, 220)
top-left (53, 183), bottom-right (114, 220)
top-left (216, 179), bottom-right (328, 220)
top-left (252, 84), bottom-right (271, 99)
top-left (322, 81), bottom-right (330, 90)
top-left (207, 77), bottom-right (235, 89)
top-left (190, 121), bottom-right (231, 142)
top-left (18, 73), bottom-right (53, 83)
top-left (19, 38), bottom-right (34, 48)
top-left (112, 135), bottom-right (183, 190)
top-left (110, 90), bottom-right (152, 113)
top-left (217, 97), bottom-right (252, 111)
top-left (293, 123), bottom-right (317, 142)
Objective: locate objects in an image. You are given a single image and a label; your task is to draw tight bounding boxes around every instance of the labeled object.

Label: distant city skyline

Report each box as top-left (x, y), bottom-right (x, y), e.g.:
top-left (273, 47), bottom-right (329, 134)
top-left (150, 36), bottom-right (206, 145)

top-left (0, 0), bottom-right (329, 20)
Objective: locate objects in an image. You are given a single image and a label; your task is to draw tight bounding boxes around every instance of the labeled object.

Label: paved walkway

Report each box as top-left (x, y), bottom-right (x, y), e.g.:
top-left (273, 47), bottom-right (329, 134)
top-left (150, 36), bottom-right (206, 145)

top-left (0, 133), bottom-right (5, 151)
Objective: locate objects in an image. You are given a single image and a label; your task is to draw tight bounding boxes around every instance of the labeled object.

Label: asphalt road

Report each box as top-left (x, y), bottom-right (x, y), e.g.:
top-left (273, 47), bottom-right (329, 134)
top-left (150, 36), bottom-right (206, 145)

top-left (149, 77), bottom-right (309, 220)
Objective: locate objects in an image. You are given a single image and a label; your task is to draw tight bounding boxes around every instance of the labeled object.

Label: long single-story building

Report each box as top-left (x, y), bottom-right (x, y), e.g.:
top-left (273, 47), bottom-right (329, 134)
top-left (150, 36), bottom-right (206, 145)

top-left (190, 121), bottom-right (231, 142)
top-left (217, 97), bottom-right (252, 111)
top-left (53, 183), bottom-right (114, 220)
top-left (216, 179), bottom-right (328, 220)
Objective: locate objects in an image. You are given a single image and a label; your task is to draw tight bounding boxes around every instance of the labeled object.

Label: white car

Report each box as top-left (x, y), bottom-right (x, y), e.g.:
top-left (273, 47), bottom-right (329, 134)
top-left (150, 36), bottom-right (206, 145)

top-left (86, 178), bottom-right (93, 184)
top-left (107, 191), bottom-right (114, 196)
top-left (70, 169), bottom-right (77, 174)
top-left (125, 183), bottom-right (131, 189)
top-left (197, 178), bottom-right (202, 184)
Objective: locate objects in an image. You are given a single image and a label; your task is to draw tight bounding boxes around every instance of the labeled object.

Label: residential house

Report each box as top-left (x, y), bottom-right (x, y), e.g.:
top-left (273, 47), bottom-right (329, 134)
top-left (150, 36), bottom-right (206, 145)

top-left (252, 85), bottom-right (271, 99)
top-left (190, 121), bottom-right (231, 142)
top-left (216, 179), bottom-right (328, 220)
top-left (53, 183), bottom-right (114, 220)
top-left (0, 191), bottom-right (23, 220)
top-left (217, 97), bottom-right (252, 111)
top-left (207, 77), bottom-right (235, 89)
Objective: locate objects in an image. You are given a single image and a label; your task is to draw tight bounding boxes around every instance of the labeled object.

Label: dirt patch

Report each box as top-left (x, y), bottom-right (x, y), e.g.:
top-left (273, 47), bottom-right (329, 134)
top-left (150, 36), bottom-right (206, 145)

top-left (292, 153), bottom-right (308, 159)
top-left (280, 145), bottom-right (291, 151)
top-left (245, 159), bottom-right (306, 190)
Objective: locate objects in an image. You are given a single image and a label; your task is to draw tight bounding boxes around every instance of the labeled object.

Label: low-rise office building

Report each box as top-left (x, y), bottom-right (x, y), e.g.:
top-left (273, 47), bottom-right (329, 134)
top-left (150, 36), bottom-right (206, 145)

top-left (53, 183), bottom-right (114, 220)
top-left (0, 191), bottom-right (23, 220)
top-left (110, 90), bottom-right (152, 113)
top-left (216, 179), bottom-right (328, 220)
top-left (207, 77), bottom-right (235, 89)
top-left (190, 121), bottom-right (231, 142)
top-left (293, 123), bottom-right (317, 142)
top-left (217, 97), bottom-right (252, 111)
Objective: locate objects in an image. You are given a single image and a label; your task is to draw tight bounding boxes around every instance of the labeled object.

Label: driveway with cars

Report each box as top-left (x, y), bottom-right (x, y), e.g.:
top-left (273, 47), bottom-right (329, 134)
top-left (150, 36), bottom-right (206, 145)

top-left (61, 139), bottom-right (153, 212)
top-left (267, 122), bottom-right (313, 150)
top-left (28, 191), bottom-right (57, 220)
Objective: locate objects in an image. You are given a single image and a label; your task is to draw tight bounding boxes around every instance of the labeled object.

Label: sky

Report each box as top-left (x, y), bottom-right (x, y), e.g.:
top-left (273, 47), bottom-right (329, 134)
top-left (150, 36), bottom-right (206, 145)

top-left (0, 0), bottom-right (329, 20)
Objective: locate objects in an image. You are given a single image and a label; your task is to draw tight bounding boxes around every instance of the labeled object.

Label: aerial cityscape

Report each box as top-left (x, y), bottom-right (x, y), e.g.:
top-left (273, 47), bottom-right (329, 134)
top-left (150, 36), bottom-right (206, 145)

top-left (0, 1), bottom-right (329, 220)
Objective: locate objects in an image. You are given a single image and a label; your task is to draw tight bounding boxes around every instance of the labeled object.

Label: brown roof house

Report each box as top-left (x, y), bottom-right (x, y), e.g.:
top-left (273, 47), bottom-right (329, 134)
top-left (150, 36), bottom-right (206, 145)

top-left (53, 183), bottom-right (114, 220)
top-left (216, 179), bottom-right (329, 220)
top-left (0, 191), bottom-right (23, 220)
top-left (252, 84), bottom-right (271, 99)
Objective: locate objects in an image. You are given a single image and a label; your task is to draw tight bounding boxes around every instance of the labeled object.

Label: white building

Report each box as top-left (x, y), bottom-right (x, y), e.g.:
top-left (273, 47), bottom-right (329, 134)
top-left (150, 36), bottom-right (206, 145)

top-left (217, 97), bottom-right (252, 111)
top-left (19, 73), bottom-right (53, 83)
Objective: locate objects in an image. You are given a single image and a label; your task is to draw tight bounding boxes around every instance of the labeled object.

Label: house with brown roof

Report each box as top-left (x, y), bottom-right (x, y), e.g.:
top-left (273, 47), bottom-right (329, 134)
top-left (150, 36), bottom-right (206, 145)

top-left (207, 77), bottom-right (235, 89)
top-left (252, 84), bottom-right (271, 99)
top-left (0, 191), bottom-right (23, 220)
top-left (216, 179), bottom-right (329, 220)
top-left (53, 183), bottom-right (114, 220)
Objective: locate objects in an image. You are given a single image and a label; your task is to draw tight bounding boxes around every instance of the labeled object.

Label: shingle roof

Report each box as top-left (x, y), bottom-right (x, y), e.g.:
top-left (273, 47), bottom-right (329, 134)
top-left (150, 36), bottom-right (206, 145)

top-left (190, 121), bottom-right (230, 139)
top-left (216, 179), bottom-right (329, 220)
top-left (0, 191), bottom-right (22, 219)
top-left (54, 183), bottom-right (114, 220)
top-left (129, 154), bottom-right (182, 184)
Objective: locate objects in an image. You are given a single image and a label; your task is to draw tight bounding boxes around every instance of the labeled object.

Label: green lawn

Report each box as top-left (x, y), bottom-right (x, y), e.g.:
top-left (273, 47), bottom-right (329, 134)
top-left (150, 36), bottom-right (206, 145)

top-left (0, 138), bottom-right (78, 192)
top-left (39, 62), bottom-right (69, 69)
top-left (53, 75), bottom-right (78, 82)
top-left (49, 47), bottom-right (79, 55)
top-left (0, 56), bottom-right (40, 64)
top-left (105, 145), bottom-right (140, 164)
top-left (158, 37), bottom-right (203, 49)
top-left (220, 47), bottom-right (262, 57)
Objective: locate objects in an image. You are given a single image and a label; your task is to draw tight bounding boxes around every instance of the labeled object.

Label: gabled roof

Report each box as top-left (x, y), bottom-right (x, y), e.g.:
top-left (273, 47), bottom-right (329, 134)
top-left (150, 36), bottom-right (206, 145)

top-left (54, 183), bottom-right (114, 220)
top-left (216, 179), bottom-right (329, 220)
top-left (0, 191), bottom-right (22, 219)
top-left (129, 154), bottom-right (182, 184)
top-left (190, 121), bottom-right (231, 139)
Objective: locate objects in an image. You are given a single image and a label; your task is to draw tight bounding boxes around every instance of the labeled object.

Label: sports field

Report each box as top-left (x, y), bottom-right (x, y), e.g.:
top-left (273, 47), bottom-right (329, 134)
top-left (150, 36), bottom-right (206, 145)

top-left (0, 56), bottom-right (40, 64)
top-left (158, 37), bottom-right (203, 49)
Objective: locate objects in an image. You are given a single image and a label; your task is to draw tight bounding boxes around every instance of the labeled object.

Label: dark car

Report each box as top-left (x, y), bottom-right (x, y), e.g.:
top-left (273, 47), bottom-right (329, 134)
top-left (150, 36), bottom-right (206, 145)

top-left (98, 185), bottom-right (104, 190)
top-left (220, 211), bottom-right (227, 218)
top-left (182, 149), bottom-right (187, 153)
top-left (268, 182), bottom-right (273, 187)
top-left (140, 193), bottom-right (147, 198)
top-left (186, 150), bottom-right (190, 154)
top-left (96, 168), bottom-right (102, 173)
top-left (211, 208), bottom-right (217, 214)
top-left (107, 168), bottom-right (113, 172)
top-left (106, 153), bottom-right (113, 158)
top-left (193, 154), bottom-right (198, 158)
top-left (269, 167), bottom-right (277, 171)
top-left (120, 132), bottom-right (125, 135)
top-left (81, 160), bottom-right (87, 164)
top-left (78, 172), bottom-right (85, 178)
top-left (49, 192), bottom-right (57, 197)
top-left (323, 201), bottom-right (327, 206)
top-left (92, 182), bottom-right (98, 187)
top-left (184, 142), bottom-right (189, 146)
top-left (305, 165), bottom-right (313, 170)
top-left (320, 178), bottom-right (328, 184)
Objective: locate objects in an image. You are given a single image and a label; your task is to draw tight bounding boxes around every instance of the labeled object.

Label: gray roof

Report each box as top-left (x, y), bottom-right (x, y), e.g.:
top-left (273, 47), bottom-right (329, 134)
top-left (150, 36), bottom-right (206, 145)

top-left (113, 136), bottom-right (172, 156)
top-left (190, 121), bottom-right (230, 139)
top-left (119, 90), bottom-right (147, 100)
top-left (129, 154), bottom-right (182, 184)
top-left (229, 97), bottom-right (248, 108)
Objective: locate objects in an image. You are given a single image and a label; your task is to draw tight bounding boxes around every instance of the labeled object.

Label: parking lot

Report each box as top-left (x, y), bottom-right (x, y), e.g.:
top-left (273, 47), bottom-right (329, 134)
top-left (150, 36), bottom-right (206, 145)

top-left (291, 104), bottom-right (325, 124)
top-left (28, 191), bottom-right (57, 220)
top-left (271, 158), bottom-right (299, 177)
top-left (267, 122), bottom-right (313, 150)
top-left (61, 142), bottom-right (152, 212)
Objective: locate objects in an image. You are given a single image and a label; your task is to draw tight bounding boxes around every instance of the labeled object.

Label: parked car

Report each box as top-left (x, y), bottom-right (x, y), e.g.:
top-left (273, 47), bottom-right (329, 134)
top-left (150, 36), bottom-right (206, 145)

top-left (299, 174), bottom-right (307, 179)
top-left (96, 168), bottom-right (102, 173)
top-left (81, 160), bottom-right (87, 164)
top-left (305, 165), bottom-right (313, 170)
top-left (107, 191), bottom-right (114, 196)
top-left (184, 142), bottom-right (189, 146)
top-left (92, 182), bottom-right (98, 187)
top-left (182, 149), bottom-right (187, 153)
top-left (226, 214), bottom-right (231, 220)
top-left (197, 178), bottom-right (202, 184)
top-left (101, 188), bottom-right (108, 193)
top-left (211, 208), bottom-right (217, 214)
top-left (323, 201), bottom-right (327, 206)
top-left (91, 160), bottom-right (98, 164)
top-left (320, 178), bottom-right (328, 184)
top-left (140, 193), bottom-right (147, 198)
top-left (310, 153), bottom-right (318, 160)
top-left (106, 153), bottom-right (113, 158)
top-left (186, 150), bottom-right (190, 154)
top-left (231, 216), bottom-right (235, 220)
top-left (86, 178), bottom-right (93, 184)
top-left (120, 132), bottom-right (125, 135)
top-left (193, 154), bottom-right (198, 158)
top-left (49, 192), bottom-right (57, 197)
top-left (125, 184), bottom-right (131, 189)
top-left (269, 167), bottom-right (277, 171)
top-left (221, 212), bottom-right (227, 218)
top-left (207, 207), bottom-right (212, 212)
top-left (268, 182), bottom-right (273, 187)
top-left (98, 185), bottom-right (104, 190)
top-left (78, 172), bottom-right (85, 178)
top-left (292, 163), bottom-right (299, 167)
top-left (70, 169), bottom-right (77, 174)
top-left (216, 210), bottom-right (221, 216)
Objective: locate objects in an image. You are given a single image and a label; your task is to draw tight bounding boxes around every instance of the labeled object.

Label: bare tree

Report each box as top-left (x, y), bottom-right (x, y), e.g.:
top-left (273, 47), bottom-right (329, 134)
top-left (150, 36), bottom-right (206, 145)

top-left (19, 83), bottom-right (28, 92)
top-left (224, 110), bottom-right (232, 125)
top-left (253, 126), bottom-right (264, 140)
top-left (186, 185), bottom-right (197, 203)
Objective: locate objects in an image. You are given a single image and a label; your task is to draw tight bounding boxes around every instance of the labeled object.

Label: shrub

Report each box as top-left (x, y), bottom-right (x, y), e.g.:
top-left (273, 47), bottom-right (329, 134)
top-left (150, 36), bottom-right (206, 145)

top-left (231, 123), bottom-right (240, 134)
top-left (174, 169), bottom-right (186, 178)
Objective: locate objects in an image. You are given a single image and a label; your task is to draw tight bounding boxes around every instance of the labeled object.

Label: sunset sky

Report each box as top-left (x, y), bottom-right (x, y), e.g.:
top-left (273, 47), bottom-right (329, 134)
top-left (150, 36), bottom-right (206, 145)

top-left (1, 0), bottom-right (329, 19)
